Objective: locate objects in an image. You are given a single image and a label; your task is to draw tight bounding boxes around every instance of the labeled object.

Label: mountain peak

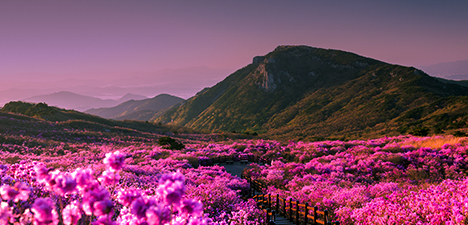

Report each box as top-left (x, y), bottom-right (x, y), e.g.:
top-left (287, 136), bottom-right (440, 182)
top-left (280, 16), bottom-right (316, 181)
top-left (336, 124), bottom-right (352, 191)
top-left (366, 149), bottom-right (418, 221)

top-left (249, 45), bottom-right (383, 93)
top-left (274, 45), bottom-right (315, 52)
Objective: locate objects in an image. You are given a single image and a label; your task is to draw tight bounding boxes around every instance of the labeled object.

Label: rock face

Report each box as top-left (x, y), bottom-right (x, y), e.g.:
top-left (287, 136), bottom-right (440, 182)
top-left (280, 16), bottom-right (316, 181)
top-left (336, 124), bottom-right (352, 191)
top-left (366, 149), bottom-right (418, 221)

top-left (254, 61), bottom-right (277, 91)
top-left (153, 45), bottom-right (468, 139)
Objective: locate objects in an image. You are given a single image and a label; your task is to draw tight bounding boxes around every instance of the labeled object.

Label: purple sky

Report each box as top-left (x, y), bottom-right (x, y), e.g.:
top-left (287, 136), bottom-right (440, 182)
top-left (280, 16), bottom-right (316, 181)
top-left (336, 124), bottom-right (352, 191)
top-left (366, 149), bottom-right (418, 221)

top-left (1, 0), bottom-right (467, 104)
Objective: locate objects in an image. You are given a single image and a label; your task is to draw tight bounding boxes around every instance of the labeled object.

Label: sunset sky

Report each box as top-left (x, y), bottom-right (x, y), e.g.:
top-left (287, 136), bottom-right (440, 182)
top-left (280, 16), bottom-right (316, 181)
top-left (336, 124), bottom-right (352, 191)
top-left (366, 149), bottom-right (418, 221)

top-left (1, 0), bottom-right (467, 103)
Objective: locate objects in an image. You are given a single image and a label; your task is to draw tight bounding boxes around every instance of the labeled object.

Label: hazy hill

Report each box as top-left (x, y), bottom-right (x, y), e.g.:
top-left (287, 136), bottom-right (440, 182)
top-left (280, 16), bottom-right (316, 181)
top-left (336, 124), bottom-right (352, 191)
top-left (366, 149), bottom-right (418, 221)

top-left (420, 60), bottom-right (468, 80)
top-left (85, 94), bottom-right (184, 121)
top-left (154, 45), bottom-right (468, 140)
top-left (118, 93), bottom-right (148, 103)
top-left (22, 91), bottom-right (147, 111)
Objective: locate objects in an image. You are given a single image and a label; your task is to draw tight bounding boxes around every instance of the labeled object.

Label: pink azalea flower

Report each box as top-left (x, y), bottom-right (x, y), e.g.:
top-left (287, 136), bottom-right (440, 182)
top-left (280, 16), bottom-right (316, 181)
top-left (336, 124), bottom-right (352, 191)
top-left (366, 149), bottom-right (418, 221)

top-left (117, 188), bottom-right (142, 207)
top-left (20, 208), bottom-right (33, 225)
top-left (62, 202), bottom-right (82, 225)
top-left (98, 170), bottom-right (120, 186)
top-left (146, 204), bottom-right (171, 225)
top-left (93, 199), bottom-right (114, 217)
top-left (72, 168), bottom-right (96, 191)
top-left (91, 215), bottom-right (117, 225)
top-left (131, 196), bottom-right (157, 219)
top-left (52, 173), bottom-right (77, 196)
top-left (82, 185), bottom-right (113, 216)
top-left (0, 182), bottom-right (31, 202)
top-left (157, 180), bottom-right (185, 205)
top-left (34, 163), bottom-right (51, 184)
top-left (103, 151), bottom-right (125, 172)
top-left (179, 199), bottom-right (203, 217)
top-left (31, 198), bottom-right (59, 225)
top-left (0, 202), bottom-right (12, 225)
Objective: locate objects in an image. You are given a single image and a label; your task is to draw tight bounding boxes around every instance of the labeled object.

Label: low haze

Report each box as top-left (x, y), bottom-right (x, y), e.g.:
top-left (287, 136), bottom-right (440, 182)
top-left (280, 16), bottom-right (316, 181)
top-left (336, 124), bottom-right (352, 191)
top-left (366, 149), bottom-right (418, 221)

top-left (1, 0), bottom-right (467, 106)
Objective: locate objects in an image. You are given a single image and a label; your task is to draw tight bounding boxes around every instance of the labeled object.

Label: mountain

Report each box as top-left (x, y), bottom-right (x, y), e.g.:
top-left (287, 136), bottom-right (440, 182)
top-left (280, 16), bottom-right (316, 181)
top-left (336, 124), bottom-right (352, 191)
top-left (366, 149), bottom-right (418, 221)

top-left (22, 91), bottom-right (147, 111)
top-left (420, 60), bottom-right (468, 80)
top-left (118, 93), bottom-right (147, 102)
top-left (153, 45), bottom-right (468, 140)
top-left (85, 94), bottom-right (184, 121)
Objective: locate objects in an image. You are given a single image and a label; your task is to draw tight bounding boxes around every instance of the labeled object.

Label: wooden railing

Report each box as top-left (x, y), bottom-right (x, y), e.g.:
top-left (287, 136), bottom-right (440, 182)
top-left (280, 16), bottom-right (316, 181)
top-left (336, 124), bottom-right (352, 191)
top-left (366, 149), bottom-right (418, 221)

top-left (243, 175), bottom-right (340, 225)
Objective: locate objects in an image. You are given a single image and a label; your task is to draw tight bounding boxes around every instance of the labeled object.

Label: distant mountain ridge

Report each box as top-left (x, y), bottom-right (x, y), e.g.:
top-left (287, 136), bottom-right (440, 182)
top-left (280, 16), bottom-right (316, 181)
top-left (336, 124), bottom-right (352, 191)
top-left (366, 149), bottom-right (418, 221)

top-left (85, 94), bottom-right (184, 121)
top-left (153, 45), bottom-right (468, 140)
top-left (22, 91), bottom-right (147, 111)
top-left (420, 60), bottom-right (468, 80)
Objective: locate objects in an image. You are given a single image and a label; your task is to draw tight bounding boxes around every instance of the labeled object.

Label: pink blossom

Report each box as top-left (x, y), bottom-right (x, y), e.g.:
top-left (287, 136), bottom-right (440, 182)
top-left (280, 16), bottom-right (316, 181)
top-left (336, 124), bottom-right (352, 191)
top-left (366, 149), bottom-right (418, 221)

top-left (31, 198), bottom-right (59, 225)
top-left (0, 182), bottom-right (30, 202)
top-left (157, 179), bottom-right (185, 205)
top-left (93, 199), bottom-right (114, 217)
top-left (52, 173), bottom-right (77, 196)
top-left (146, 204), bottom-right (171, 225)
top-left (34, 163), bottom-right (51, 184)
top-left (0, 202), bottom-right (12, 225)
top-left (98, 170), bottom-right (120, 186)
top-left (103, 151), bottom-right (125, 171)
top-left (20, 209), bottom-right (33, 225)
top-left (91, 215), bottom-right (117, 225)
top-left (131, 196), bottom-right (157, 219)
top-left (159, 170), bottom-right (185, 184)
top-left (72, 168), bottom-right (95, 191)
top-left (117, 188), bottom-right (142, 207)
top-left (82, 185), bottom-right (113, 216)
top-left (62, 202), bottom-right (82, 225)
top-left (179, 199), bottom-right (203, 217)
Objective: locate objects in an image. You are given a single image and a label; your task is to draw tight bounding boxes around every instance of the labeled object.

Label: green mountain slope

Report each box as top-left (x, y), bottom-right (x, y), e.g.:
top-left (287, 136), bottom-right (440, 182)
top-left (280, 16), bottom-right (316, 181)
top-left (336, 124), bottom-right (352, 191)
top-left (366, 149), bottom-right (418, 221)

top-left (153, 45), bottom-right (468, 140)
top-left (85, 94), bottom-right (184, 120)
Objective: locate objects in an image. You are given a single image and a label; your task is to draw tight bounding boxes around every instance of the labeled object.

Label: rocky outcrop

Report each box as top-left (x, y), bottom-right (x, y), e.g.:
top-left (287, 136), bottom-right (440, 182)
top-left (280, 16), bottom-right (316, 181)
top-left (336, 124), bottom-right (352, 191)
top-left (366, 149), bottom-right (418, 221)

top-left (253, 57), bottom-right (279, 92)
top-left (255, 63), bottom-right (277, 91)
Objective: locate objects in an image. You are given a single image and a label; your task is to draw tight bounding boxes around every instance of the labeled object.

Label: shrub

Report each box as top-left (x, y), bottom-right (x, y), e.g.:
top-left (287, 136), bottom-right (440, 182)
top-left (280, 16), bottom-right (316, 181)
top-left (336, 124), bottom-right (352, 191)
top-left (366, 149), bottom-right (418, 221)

top-left (453, 130), bottom-right (467, 137)
top-left (409, 127), bottom-right (429, 136)
top-left (158, 136), bottom-right (185, 150)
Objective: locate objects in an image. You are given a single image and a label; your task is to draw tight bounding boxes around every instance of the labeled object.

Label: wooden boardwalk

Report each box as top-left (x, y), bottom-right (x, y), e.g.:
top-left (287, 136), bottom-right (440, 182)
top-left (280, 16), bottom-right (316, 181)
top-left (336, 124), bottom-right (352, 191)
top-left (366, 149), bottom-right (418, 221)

top-left (220, 161), bottom-right (295, 225)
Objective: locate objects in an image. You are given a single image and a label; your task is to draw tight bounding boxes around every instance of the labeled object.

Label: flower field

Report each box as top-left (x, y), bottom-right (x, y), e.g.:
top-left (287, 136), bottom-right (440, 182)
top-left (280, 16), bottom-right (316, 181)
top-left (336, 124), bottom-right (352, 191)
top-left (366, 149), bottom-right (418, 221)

top-left (0, 144), bottom-right (265, 224)
top-left (243, 136), bottom-right (468, 224)
top-left (1, 113), bottom-right (468, 224)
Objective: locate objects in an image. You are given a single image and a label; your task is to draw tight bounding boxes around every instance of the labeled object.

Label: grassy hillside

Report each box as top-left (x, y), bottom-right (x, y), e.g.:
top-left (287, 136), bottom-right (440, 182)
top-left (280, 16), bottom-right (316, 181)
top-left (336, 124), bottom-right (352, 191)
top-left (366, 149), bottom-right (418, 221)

top-left (0, 101), bottom-right (198, 136)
